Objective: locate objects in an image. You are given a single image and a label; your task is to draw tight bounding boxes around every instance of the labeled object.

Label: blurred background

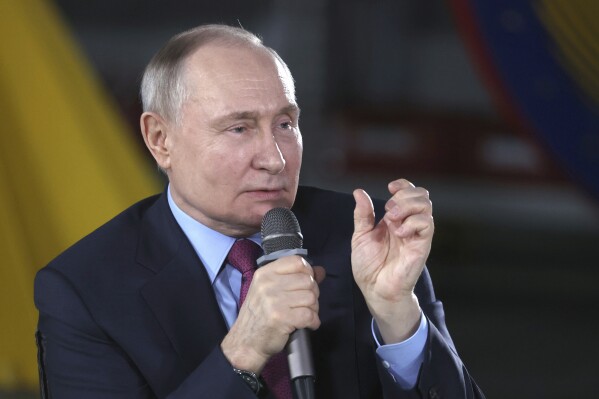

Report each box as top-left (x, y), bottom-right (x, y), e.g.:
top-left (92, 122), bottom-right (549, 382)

top-left (1, 0), bottom-right (598, 398)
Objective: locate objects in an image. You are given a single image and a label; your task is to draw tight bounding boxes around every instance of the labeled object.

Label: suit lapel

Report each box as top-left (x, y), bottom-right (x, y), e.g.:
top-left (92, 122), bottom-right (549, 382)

top-left (137, 192), bottom-right (228, 373)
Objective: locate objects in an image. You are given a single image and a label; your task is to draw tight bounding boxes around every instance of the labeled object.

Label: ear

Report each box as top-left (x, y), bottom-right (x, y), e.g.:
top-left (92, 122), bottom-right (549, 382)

top-left (140, 112), bottom-right (171, 170)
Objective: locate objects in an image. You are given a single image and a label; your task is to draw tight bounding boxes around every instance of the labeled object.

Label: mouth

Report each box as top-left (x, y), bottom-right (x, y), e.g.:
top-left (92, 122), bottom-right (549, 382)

top-left (245, 188), bottom-right (285, 200)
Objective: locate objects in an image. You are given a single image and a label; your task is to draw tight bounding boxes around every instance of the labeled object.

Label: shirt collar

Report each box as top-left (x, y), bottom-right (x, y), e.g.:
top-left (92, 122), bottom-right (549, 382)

top-left (167, 185), bottom-right (261, 284)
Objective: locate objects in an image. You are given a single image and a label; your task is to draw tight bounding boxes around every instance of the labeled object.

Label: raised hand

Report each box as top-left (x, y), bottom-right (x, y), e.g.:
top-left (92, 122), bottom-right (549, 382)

top-left (352, 179), bottom-right (434, 344)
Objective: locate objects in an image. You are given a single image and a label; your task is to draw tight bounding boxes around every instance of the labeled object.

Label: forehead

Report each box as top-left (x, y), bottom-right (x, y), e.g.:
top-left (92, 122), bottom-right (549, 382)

top-left (181, 44), bottom-right (296, 109)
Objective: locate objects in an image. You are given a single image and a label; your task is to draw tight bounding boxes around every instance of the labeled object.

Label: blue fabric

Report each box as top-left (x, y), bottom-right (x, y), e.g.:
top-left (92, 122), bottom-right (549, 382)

top-left (374, 312), bottom-right (428, 388)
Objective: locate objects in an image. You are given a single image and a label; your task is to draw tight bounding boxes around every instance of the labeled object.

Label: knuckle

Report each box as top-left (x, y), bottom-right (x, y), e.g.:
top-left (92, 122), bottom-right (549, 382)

top-left (306, 290), bottom-right (318, 304)
top-left (313, 284), bottom-right (320, 298)
top-left (416, 187), bottom-right (429, 197)
top-left (306, 274), bottom-right (316, 288)
top-left (311, 315), bottom-right (321, 330)
top-left (291, 256), bottom-right (305, 271)
top-left (299, 308), bottom-right (313, 324)
top-left (252, 268), bottom-right (266, 282)
top-left (303, 256), bottom-right (313, 267)
top-left (312, 303), bottom-right (319, 314)
top-left (270, 309), bottom-right (284, 324)
top-left (385, 199), bottom-right (396, 211)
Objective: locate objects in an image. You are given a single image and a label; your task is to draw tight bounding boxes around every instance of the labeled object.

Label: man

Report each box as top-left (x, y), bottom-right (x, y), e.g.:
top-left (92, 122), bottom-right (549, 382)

top-left (35, 24), bottom-right (484, 398)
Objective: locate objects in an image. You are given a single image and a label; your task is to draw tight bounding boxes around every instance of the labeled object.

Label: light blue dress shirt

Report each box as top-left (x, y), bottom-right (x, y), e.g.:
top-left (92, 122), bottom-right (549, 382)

top-left (167, 186), bottom-right (428, 389)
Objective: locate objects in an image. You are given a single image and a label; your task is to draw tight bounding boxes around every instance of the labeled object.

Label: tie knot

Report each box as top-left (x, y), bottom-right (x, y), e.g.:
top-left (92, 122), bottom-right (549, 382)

top-left (227, 239), bottom-right (262, 275)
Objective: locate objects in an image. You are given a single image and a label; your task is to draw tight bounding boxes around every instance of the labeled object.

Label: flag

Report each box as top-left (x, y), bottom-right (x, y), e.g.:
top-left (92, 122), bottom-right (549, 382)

top-left (0, 0), bottom-right (161, 389)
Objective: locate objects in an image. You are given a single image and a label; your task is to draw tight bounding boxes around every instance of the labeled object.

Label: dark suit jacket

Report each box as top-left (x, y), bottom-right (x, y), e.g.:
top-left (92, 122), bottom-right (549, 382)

top-left (34, 186), bottom-right (484, 399)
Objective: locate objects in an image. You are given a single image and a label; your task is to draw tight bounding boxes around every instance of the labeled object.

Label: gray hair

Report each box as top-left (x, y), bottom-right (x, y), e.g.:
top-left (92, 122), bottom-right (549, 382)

top-left (140, 24), bottom-right (292, 124)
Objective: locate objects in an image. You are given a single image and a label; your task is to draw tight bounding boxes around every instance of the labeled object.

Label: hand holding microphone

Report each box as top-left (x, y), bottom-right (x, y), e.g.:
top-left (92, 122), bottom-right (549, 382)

top-left (258, 208), bottom-right (320, 399)
top-left (221, 208), bottom-right (324, 399)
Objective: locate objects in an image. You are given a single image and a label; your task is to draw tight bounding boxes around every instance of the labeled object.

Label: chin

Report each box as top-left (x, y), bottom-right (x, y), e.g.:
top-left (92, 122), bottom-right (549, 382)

top-left (249, 203), bottom-right (284, 223)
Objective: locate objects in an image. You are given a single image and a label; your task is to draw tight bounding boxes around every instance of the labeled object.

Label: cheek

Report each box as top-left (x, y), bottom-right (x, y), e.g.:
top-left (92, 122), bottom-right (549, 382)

top-left (287, 138), bottom-right (303, 171)
top-left (203, 149), bottom-right (249, 186)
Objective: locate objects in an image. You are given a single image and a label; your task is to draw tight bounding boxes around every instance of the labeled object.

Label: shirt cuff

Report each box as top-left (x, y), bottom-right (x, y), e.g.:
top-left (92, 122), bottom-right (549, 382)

top-left (371, 312), bottom-right (428, 389)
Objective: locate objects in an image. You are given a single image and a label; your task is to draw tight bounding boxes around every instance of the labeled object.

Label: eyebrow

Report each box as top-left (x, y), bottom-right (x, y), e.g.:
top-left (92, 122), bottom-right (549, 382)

top-left (212, 104), bottom-right (301, 127)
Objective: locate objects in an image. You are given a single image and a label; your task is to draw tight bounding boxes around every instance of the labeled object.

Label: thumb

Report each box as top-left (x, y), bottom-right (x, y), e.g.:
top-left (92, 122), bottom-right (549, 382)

top-left (353, 189), bottom-right (375, 236)
top-left (312, 266), bottom-right (326, 285)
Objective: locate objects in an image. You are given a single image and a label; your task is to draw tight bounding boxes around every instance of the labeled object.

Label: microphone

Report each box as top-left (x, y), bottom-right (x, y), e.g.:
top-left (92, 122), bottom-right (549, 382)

top-left (257, 207), bottom-right (316, 399)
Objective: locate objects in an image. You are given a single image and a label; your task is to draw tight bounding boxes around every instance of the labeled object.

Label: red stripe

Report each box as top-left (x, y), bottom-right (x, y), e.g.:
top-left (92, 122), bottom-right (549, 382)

top-left (448, 0), bottom-right (528, 130)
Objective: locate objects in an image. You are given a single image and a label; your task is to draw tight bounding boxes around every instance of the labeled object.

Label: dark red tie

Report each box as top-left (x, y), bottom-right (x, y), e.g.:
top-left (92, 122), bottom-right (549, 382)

top-left (227, 239), bottom-right (292, 399)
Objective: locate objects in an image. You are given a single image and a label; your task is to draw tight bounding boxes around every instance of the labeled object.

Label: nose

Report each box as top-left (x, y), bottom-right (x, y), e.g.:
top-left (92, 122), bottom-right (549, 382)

top-left (253, 131), bottom-right (286, 174)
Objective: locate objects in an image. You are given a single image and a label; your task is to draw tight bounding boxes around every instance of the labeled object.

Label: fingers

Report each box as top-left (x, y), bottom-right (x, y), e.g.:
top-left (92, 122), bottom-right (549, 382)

top-left (269, 305), bottom-right (321, 332)
top-left (252, 258), bottom-right (321, 313)
top-left (385, 179), bottom-right (432, 220)
top-left (386, 213), bottom-right (434, 238)
top-left (222, 258), bottom-right (321, 372)
top-left (385, 191), bottom-right (432, 220)
top-left (262, 255), bottom-right (313, 276)
top-left (254, 270), bottom-right (319, 293)
top-left (354, 180), bottom-right (432, 235)
top-left (388, 178), bottom-right (415, 195)
top-left (260, 288), bottom-right (321, 330)
top-left (353, 189), bottom-right (375, 235)
top-left (225, 256), bottom-right (323, 368)
top-left (384, 179), bottom-right (434, 238)
top-left (243, 256), bottom-right (323, 331)
top-left (283, 290), bottom-right (320, 312)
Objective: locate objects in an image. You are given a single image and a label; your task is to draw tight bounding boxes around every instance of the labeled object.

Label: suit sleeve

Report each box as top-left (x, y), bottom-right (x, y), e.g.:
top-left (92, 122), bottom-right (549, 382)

top-left (34, 267), bottom-right (258, 399)
top-left (375, 267), bottom-right (485, 399)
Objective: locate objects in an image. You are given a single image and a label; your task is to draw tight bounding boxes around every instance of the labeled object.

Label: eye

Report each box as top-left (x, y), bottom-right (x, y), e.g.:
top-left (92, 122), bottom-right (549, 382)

top-left (229, 126), bottom-right (247, 134)
top-left (280, 121), bottom-right (292, 130)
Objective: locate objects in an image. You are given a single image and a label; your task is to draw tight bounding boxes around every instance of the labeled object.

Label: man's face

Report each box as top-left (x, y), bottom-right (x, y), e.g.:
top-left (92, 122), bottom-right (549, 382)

top-left (164, 44), bottom-right (302, 236)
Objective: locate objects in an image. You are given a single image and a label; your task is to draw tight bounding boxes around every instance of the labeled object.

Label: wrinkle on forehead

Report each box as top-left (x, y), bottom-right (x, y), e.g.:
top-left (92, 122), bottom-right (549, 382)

top-left (210, 77), bottom-right (271, 90)
top-left (183, 44), bottom-right (295, 98)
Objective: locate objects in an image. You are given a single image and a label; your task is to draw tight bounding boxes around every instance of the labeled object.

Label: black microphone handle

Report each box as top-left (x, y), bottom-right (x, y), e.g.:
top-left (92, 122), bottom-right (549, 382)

top-left (287, 328), bottom-right (315, 380)
top-left (292, 377), bottom-right (316, 399)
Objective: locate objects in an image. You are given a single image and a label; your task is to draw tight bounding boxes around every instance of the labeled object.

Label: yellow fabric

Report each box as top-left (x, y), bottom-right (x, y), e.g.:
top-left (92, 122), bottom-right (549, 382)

top-left (537, 0), bottom-right (599, 106)
top-left (0, 0), bottom-right (160, 389)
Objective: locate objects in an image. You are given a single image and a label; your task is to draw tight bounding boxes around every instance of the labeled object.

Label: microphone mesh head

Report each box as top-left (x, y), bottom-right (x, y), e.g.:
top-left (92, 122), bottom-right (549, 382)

top-left (261, 207), bottom-right (303, 254)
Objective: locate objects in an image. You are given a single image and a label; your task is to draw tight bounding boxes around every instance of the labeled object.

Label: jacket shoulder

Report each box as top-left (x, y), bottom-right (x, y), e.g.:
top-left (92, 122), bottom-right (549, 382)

top-left (38, 193), bottom-right (162, 279)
